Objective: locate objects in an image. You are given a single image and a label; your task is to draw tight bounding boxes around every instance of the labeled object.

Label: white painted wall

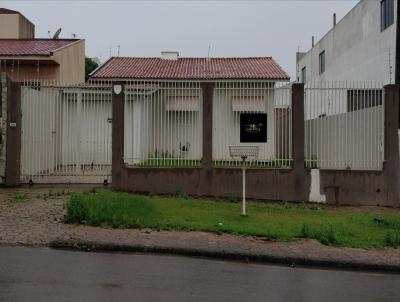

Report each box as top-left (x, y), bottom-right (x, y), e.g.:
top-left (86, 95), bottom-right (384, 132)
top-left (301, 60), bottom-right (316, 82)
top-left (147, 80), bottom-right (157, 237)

top-left (305, 105), bottom-right (384, 170)
top-left (123, 88), bottom-right (203, 165)
top-left (297, 0), bottom-right (397, 84)
top-left (212, 85), bottom-right (279, 162)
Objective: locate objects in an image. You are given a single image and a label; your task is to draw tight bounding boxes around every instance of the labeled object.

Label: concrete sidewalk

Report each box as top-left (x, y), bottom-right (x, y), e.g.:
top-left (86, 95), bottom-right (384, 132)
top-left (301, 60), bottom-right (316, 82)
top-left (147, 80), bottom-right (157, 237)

top-left (1, 186), bottom-right (400, 272)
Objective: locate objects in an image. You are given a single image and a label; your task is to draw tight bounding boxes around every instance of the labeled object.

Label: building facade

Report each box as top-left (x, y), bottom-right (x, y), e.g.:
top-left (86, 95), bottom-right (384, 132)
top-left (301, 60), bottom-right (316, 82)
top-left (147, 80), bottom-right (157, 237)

top-left (296, 0), bottom-right (397, 84)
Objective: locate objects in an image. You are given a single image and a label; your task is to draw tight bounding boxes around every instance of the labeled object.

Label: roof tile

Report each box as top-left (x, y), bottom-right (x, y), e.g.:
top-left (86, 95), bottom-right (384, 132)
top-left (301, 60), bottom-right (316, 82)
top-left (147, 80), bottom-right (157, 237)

top-left (0, 39), bottom-right (81, 56)
top-left (91, 57), bottom-right (290, 80)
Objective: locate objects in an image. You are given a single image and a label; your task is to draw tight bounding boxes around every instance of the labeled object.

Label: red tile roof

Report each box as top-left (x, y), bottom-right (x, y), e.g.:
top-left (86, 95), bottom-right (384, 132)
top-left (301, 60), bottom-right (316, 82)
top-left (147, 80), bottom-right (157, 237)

top-left (0, 8), bottom-right (19, 14)
top-left (0, 39), bottom-right (81, 57)
top-left (91, 57), bottom-right (290, 80)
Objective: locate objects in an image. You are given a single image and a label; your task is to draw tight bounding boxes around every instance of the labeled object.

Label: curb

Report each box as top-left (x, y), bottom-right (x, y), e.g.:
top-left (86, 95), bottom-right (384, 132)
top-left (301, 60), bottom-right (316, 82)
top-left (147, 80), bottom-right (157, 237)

top-left (49, 239), bottom-right (400, 273)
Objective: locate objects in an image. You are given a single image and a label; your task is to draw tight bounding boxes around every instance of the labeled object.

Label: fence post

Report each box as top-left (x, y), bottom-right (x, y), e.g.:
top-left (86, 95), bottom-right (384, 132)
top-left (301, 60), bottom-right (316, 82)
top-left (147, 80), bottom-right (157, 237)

top-left (202, 83), bottom-right (214, 168)
top-left (5, 78), bottom-right (21, 186)
top-left (292, 83), bottom-right (305, 170)
top-left (383, 85), bottom-right (400, 206)
top-left (112, 82), bottom-right (125, 189)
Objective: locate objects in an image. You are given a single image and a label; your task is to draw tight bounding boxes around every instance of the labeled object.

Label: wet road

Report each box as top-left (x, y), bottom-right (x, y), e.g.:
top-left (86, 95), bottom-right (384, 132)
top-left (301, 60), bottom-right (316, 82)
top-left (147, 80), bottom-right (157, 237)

top-left (0, 246), bottom-right (399, 302)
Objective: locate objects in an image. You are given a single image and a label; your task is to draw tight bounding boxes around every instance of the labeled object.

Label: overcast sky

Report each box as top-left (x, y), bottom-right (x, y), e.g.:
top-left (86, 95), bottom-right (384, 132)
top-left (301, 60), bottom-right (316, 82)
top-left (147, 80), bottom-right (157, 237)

top-left (1, 0), bottom-right (358, 79)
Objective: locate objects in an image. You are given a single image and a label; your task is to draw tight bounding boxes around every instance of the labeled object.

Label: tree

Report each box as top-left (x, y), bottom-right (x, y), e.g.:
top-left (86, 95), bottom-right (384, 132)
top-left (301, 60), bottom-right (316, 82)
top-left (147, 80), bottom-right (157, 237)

top-left (85, 57), bottom-right (99, 81)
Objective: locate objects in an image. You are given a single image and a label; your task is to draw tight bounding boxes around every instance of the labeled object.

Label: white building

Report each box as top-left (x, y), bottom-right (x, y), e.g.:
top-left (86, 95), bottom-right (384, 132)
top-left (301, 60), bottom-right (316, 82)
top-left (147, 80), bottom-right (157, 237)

top-left (296, 0), bottom-right (395, 171)
top-left (297, 0), bottom-right (397, 84)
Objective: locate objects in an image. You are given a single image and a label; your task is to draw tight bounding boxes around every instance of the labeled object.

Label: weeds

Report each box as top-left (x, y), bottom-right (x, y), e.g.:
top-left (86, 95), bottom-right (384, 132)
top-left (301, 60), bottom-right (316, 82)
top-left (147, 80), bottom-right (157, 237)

top-left (9, 193), bottom-right (28, 203)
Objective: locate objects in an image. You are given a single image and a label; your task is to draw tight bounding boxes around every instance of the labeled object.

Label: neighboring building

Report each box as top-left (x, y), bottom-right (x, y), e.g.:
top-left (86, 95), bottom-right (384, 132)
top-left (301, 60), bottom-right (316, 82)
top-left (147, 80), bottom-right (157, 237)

top-left (0, 39), bottom-right (85, 84)
top-left (0, 8), bottom-right (85, 84)
top-left (296, 0), bottom-right (397, 84)
top-left (0, 8), bottom-right (35, 39)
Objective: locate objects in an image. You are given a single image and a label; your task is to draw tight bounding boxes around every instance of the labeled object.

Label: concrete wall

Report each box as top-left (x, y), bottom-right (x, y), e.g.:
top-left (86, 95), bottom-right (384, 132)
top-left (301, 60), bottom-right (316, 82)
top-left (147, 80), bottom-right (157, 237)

top-left (297, 0), bottom-right (397, 84)
top-left (0, 13), bottom-right (34, 39)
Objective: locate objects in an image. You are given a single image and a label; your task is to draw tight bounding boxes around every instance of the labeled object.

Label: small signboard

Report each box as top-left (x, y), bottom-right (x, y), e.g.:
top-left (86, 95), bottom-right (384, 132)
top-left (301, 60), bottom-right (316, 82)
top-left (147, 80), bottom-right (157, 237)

top-left (240, 113), bottom-right (267, 143)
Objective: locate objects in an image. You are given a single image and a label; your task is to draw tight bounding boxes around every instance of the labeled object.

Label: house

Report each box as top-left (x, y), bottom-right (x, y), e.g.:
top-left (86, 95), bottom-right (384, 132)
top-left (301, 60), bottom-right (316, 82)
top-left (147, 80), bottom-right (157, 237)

top-left (0, 8), bottom-right (85, 84)
top-left (89, 53), bottom-right (290, 168)
top-left (0, 39), bottom-right (85, 84)
top-left (296, 0), bottom-right (397, 84)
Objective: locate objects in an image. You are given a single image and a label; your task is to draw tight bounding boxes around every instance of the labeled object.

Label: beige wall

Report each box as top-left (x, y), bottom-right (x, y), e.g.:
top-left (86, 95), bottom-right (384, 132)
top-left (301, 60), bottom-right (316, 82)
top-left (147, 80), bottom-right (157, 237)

top-left (53, 40), bottom-right (85, 84)
top-left (0, 14), bottom-right (19, 38)
top-left (0, 13), bottom-right (34, 39)
top-left (19, 14), bottom-right (35, 39)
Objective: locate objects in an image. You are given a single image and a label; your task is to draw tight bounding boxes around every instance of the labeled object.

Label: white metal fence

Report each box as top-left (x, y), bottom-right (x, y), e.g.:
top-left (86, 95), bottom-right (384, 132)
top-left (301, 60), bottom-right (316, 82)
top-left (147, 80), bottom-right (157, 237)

top-left (124, 80), bottom-right (203, 168)
top-left (212, 81), bottom-right (292, 168)
top-left (21, 80), bottom-right (113, 183)
top-left (304, 81), bottom-right (384, 170)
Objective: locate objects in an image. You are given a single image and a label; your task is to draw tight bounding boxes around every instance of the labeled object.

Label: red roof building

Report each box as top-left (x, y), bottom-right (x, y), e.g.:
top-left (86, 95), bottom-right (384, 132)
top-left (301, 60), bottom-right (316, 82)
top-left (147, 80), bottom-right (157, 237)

top-left (90, 56), bottom-right (290, 81)
top-left (0, 39), bottom-right (85, 84)
top-left (0, 39), bottom-right (81, 56)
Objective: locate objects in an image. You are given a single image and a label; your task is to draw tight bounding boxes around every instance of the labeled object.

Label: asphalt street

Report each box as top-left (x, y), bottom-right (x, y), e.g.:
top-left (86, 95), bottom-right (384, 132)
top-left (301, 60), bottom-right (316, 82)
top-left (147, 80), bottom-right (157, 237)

top-left (0, 246), bottom-right (399, 302)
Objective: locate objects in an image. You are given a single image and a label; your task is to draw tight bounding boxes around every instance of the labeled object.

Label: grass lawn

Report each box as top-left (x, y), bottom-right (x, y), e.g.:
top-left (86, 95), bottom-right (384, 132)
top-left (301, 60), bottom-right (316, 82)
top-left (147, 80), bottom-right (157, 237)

top-left (65, 189), bottom-right (400, 249)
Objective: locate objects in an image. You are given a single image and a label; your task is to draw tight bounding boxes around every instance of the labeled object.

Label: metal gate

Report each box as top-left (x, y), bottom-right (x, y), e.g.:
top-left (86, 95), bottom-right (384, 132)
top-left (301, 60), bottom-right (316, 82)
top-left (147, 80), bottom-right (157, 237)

top-left (20, 81), bottom-right (112, 184)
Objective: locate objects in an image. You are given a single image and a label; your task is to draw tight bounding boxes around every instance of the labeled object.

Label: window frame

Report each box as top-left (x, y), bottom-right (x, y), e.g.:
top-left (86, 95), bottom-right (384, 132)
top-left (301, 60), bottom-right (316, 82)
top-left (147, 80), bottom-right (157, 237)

top-left (381, 0), bottom-right (394, 32)
top-left (319, 51), bottom-right (325, 75)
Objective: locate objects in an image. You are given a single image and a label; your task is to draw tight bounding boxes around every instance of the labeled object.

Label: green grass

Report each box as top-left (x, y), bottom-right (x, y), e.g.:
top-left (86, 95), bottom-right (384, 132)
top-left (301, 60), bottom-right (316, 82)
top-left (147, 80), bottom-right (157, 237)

top-left (65, 190), bottom-right (400, 249)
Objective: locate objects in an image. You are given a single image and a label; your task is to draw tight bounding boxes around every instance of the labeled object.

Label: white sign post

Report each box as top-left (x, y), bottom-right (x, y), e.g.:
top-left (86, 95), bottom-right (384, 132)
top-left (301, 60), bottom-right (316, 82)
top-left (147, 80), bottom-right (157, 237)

top-left (229, 146), bottom-right (259, 216)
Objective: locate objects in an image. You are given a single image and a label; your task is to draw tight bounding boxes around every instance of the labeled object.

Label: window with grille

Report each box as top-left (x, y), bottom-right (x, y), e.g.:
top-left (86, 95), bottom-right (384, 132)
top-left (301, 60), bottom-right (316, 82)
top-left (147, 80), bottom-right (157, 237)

top-left (347, 89), bottom-right (383, 112)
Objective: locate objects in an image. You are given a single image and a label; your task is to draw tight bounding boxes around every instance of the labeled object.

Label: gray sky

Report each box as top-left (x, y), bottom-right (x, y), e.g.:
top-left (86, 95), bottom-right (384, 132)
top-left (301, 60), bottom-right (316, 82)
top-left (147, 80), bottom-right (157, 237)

top-left (1, 0), bottom-right (358, 79)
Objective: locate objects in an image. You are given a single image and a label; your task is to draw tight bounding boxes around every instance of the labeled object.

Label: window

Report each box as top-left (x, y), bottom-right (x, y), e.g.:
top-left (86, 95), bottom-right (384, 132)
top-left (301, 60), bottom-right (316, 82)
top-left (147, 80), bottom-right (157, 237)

top-left (381, 0), bottom-right (394, 31)
top-left (301, 67), bottom-right (306, 83)
top-left (319, 51), bottom-right (325, 74)
top-left (347, 89), bottom-right (383, 112)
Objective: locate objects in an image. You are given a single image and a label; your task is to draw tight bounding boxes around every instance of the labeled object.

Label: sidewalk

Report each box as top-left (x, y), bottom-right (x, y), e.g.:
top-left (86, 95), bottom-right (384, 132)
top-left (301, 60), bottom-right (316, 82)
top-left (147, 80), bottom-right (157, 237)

top-left (1, 186), bottom-right (400, 272)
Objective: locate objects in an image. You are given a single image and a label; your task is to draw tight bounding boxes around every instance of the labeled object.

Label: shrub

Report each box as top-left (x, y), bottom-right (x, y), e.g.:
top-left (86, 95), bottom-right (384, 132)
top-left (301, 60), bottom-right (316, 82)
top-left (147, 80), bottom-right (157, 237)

top-left (65, 193), bottom-right (89, 224)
